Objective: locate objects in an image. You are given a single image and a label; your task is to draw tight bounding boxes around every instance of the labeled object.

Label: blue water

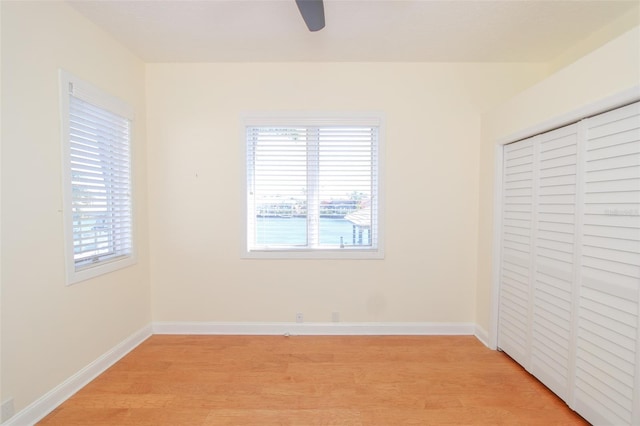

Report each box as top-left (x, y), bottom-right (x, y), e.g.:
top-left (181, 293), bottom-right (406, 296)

top-left (256, 217), bottom-right (371, 246)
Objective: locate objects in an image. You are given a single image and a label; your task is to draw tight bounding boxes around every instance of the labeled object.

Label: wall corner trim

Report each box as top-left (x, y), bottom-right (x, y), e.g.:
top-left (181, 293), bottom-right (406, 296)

top-left (474, 324), bottom-right (490, 348)
top-left (151, 321), bottom-right (477, 336)
top-left (3, 325), bottom-right (152, 426)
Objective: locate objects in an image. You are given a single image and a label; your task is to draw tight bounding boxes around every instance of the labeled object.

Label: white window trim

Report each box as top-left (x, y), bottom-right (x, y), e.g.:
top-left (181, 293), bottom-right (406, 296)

top-left (59, 69), bottom-right (137, 285)
top-left (241, 113), bottom-right (385, 260)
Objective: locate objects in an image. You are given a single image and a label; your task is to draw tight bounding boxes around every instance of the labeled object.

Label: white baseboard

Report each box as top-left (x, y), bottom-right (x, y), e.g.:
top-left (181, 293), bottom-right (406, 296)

top-left (3, 325), bottom-right (152, 426)
top-left (152, 321), bottom-right (476, 336)
top-left (474, 324), bottom-right (490, 348)
top-left (1, 399), bottom-right (14, 423)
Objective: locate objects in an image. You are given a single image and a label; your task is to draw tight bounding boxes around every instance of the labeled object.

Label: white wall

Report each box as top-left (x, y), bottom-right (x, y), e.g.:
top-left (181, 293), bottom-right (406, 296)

top-left (547, 4), bottom-right (639, 75)
top-left (0, 0), bottom-right (3, 411)
top-left (0, 1), bottom-right (150, 415)
top-left (476, 26), bottom-right (640, 340)
top-left (146, 62), bottom-right (546, 325)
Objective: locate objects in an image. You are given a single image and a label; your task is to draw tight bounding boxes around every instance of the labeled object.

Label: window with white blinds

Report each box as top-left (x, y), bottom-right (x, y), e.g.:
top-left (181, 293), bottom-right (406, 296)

top-left (60, 70), bottom-right (135, 284)
top-left (244, 116), bottom-right (383, 258)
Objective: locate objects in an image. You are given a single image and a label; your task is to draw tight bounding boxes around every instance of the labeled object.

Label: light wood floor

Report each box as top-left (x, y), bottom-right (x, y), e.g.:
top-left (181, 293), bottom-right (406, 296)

top-left (39, 335), bottom-right (588, 425)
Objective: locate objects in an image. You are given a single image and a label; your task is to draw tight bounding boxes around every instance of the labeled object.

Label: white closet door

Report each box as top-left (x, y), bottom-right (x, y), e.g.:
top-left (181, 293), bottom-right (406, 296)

top-left (498, 137), bottom-right (536, 368)
top-left (574, 102), bottom-right (640, 425)
top-left (530, 124), bottom-right (580, 402)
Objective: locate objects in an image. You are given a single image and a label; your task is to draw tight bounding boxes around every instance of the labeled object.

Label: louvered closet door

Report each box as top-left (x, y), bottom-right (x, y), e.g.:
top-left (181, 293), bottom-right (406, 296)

top-left (530, 124), bottom-right (579, 402)
top-left (573, 102), bottom-right (640, 425)
top-left (498, 137), bottom-right (536, 368)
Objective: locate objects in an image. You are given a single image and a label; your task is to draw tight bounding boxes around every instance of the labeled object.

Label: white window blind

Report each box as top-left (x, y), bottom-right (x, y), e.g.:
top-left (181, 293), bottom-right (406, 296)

top-left (245, 118), bottom-right (382, 258)
top-left (60, 70), bottom-right (135, 284)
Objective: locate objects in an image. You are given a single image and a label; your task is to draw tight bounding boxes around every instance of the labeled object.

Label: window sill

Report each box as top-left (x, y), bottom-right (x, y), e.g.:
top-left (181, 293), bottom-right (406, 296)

top-left (241, 248), bottom-right (384, 260)
top-left (66, 255), bottom-right (136, 285)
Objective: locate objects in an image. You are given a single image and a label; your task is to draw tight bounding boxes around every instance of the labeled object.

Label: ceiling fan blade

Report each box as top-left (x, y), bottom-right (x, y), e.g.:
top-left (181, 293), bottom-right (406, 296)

top-left (295, 0), bottom-right (325, 32)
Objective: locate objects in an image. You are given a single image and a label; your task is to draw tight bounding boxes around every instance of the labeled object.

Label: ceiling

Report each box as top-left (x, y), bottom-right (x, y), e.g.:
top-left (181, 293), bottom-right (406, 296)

top-left (67, 0), bottom-right (639, 62)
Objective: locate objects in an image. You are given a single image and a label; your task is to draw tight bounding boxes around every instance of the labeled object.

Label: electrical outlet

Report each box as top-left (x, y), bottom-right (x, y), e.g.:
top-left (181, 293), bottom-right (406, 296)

top-left (332, 311), bottom-right (340, 322)
top-left (296, 312), bottom-right (304, 323)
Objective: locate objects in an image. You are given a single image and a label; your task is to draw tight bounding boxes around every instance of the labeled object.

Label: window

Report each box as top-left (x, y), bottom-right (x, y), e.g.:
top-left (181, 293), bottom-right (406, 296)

top-left (60, 70), bottom-right (135, 284)
top-left (244, 116), bottom-right (383, 259)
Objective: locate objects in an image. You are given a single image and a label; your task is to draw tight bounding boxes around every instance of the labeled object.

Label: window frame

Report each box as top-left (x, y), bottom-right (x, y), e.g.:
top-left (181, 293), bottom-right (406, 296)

top-left (241, 113), bottom-right (384, 259)
top-left (59, 70), bottom-right (136, 285)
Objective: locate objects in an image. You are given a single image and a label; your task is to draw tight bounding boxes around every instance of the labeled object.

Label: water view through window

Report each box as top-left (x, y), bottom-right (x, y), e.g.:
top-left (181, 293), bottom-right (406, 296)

top-left (256, 217), bottom-right (372, 246)
top-left (246, 123), bottom-right (379, 253)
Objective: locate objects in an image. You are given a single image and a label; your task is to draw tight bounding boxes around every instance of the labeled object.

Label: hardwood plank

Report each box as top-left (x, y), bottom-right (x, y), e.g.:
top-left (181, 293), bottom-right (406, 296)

top-left (38, 335), bottom-right (588, 425)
